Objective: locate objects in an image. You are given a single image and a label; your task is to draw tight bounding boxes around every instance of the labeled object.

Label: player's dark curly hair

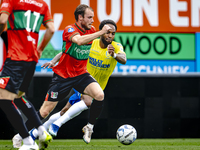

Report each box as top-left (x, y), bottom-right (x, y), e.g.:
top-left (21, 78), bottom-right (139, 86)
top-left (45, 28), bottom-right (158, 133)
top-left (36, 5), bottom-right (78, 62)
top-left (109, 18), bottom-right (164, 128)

top-left (99, 19), bottom-right (117, 31)
top-left (74, 4), bottom-right (94, 21)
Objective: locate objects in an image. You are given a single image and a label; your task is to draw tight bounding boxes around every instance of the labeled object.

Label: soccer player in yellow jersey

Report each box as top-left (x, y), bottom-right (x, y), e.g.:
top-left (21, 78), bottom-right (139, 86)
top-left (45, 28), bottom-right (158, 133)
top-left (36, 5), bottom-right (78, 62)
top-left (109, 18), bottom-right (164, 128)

top-left (28, 19), bottom-right (126, 144)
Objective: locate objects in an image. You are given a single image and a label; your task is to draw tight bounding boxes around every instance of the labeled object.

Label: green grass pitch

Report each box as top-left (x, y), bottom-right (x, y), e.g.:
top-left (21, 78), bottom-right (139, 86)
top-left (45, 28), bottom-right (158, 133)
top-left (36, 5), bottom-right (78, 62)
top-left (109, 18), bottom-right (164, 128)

top-left (1, 139), bottom-right (200, 150)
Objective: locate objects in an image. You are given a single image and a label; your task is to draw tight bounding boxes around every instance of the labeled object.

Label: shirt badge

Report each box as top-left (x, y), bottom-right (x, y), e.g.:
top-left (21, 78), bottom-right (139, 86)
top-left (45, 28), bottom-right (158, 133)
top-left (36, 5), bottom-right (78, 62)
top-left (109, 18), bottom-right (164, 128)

top-left (68, 28), bottom-right (75, 33)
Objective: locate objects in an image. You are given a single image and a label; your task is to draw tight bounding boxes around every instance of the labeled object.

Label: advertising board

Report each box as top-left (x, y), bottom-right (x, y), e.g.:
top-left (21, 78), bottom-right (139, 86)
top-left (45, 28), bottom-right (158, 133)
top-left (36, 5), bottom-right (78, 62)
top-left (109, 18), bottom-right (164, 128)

top-left (43, 0), bottom-right (200, 33)
top-left (2, 0), bottom-right (200, 76)
top-left (35, 31), bottom-right (197, 75)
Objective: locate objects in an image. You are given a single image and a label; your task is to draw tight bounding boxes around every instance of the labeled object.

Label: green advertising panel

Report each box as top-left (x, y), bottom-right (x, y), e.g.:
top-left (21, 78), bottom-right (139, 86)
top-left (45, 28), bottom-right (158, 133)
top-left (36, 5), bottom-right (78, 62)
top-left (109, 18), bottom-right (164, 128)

top-left (114, 33), bottom-right (195, 60)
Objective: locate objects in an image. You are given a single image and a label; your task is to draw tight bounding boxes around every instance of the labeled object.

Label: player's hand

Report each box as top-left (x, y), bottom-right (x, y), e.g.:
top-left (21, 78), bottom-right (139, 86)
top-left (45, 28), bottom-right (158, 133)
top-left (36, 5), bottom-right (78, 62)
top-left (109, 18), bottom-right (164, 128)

top-left (102, 25), bottom-right (111, 34)
top-left (41, 61), bottom-right (55, 69)
top-left (107, 44), bottom-right (115, 57)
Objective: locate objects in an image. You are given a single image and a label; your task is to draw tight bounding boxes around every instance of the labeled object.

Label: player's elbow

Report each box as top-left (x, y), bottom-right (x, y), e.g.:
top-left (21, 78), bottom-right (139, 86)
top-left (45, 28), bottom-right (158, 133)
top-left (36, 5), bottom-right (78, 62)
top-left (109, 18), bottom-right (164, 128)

top-left (119, 57), bottom-right (127, 65)
top-left (49, 26), bottom-right (55, 35)
top-left (76, 40), bottom-right (85, 46)
top-left (46, 22), bottom-right (55, 35)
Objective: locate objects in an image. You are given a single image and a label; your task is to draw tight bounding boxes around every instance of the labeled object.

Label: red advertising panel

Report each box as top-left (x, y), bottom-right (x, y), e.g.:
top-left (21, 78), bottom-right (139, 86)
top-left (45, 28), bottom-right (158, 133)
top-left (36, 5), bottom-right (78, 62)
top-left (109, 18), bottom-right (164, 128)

top-left (43, 0), bottom-right (200, 33)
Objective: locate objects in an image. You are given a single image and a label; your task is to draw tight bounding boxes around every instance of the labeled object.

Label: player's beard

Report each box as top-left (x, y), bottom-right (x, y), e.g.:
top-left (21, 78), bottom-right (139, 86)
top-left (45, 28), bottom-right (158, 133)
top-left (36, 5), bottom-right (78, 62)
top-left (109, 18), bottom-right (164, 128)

top-left (102, 38), bottom-right (112, 47)
top-left (82, 23), bottom-right (91, 30)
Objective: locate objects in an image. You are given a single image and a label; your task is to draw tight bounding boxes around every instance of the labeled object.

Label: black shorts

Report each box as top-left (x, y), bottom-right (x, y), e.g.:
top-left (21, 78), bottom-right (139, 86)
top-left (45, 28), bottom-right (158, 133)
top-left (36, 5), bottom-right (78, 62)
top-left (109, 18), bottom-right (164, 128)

top-left (45, 73), bottom-right (97, 102)
top-left (0, 58), bottom-right (36, 94)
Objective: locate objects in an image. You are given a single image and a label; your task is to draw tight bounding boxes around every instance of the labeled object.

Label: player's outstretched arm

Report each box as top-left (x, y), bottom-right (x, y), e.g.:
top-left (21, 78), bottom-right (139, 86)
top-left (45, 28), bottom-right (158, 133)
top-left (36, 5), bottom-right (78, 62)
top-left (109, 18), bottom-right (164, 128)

top-left (41, 52), bottom-right (62, 69)
top-left (72, 25), bottom-right (111, 45)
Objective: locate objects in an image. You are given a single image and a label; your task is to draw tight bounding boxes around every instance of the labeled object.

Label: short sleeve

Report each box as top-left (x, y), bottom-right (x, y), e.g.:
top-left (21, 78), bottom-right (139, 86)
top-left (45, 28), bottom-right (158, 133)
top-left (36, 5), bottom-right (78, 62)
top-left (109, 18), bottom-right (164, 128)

top-left (0, 0), bottom-right (13, 15)
top-left (114, 42), bottom-right (125, 54)
top-left (63, 25), bottom-right (79, 42)
top-left (43, 2), bottom-right (53, 25)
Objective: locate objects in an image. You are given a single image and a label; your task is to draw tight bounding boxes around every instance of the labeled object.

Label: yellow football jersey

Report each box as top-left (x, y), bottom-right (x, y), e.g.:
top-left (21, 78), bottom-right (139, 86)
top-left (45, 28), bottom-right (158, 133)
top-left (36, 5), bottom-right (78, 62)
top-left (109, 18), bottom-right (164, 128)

top-left (87, 39), bottom-right (125, 90)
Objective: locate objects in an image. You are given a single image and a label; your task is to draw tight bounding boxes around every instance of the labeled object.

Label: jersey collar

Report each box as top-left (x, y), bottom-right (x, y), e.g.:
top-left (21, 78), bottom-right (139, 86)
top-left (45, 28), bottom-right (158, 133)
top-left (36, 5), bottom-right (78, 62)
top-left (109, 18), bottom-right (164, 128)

top-left (75, 23), bottom-right (86, 34)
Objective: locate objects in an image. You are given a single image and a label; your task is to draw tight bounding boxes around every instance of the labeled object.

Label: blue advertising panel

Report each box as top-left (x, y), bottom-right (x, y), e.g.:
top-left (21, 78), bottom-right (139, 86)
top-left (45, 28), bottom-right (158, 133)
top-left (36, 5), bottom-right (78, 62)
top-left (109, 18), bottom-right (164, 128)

top-left (113, 60), bottom-right (195, 75)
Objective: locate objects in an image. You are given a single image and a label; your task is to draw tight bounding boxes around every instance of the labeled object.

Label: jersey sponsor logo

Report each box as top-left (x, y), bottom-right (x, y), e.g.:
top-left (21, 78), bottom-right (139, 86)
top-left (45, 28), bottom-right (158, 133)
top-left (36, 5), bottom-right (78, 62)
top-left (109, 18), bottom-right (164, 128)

top-left (51, 91), bottom-right (58, 99)
top-left (89, 56), bottom-right (110, 69)
top-left (74, 46), bottom-right (90, 55)
top-left (1, 3), bottom-right (9, 8)
top-left (68, 28), bottom-right (74, 33)
top-left (20, 0), bottom-right (43, 7)
top-left (0, 77), bottom-right (10, 89)
top-left (65, 42), bottom-right (91, 60)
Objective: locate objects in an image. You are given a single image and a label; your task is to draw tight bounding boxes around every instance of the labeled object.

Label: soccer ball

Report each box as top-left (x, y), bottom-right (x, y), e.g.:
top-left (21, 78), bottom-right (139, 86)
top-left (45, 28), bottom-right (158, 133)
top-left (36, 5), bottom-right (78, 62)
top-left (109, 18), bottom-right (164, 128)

top-left (116, 124), bottom-right (137, 145)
